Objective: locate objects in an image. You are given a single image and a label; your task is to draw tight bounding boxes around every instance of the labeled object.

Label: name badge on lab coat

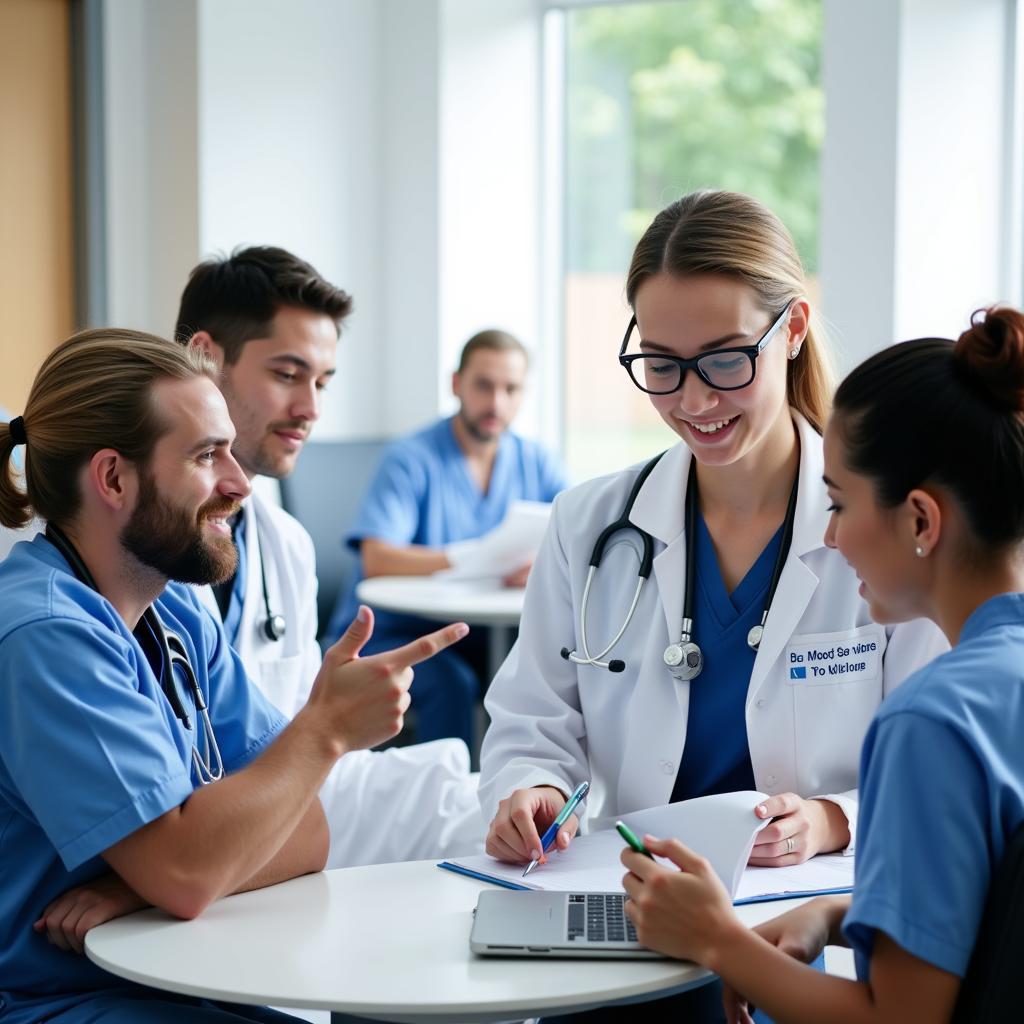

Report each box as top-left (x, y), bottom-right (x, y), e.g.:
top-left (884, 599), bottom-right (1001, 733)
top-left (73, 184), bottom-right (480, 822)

top-left (785, 626), bottom-right (885, 684)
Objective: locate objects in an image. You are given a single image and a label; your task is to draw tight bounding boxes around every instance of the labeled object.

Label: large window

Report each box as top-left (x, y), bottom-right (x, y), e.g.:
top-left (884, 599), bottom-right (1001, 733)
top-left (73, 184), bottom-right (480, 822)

top-left (558, 0), bottom-right (824, 480)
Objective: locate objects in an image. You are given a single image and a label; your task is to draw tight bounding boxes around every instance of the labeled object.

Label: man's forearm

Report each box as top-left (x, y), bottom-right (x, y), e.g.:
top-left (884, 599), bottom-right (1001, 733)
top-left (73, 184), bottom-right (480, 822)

top-left (361, 538), bottom-right (448, 577)
top-left (233, 797), bottom-right (329, 895)
top-left (103, 708), bottom-right (342, 918)
top-left (35, 799), bottom-right (330, 954)
top-left (101, 606), bottom-right (455, 920)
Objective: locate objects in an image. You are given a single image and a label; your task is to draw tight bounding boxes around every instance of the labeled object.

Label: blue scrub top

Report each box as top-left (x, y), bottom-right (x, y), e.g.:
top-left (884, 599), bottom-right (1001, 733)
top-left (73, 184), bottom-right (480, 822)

top-left (0, 535), bottom-right (287, 1023)
top-left (670, 513), bottom-right (781, 802)
top-left (843, 593), bottom-right (1024, 980)
top-left (330, 416), bottom-right (568, 637)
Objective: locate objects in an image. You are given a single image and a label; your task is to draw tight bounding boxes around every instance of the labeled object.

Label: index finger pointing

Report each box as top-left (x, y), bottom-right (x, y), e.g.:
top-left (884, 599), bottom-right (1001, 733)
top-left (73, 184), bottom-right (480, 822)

top-left (387, 622), bottom-right (470, 668)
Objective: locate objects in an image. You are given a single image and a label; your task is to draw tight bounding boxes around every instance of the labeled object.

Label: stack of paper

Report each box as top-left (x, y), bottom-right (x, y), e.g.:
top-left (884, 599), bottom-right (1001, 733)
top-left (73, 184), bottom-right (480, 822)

top-left (733, 854), bottom-right (854, 905)
top-left (439, 791), bottom-right (854, 905)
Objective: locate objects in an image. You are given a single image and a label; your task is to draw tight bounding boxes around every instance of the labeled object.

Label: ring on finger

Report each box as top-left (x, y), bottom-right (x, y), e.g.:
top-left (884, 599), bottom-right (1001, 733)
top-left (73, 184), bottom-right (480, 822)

top-left (786, 836), bottom-right (795, 855)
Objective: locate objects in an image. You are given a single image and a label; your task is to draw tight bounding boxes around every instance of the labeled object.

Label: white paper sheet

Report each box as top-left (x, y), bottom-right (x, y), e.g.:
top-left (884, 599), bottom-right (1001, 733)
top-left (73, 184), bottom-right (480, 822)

top-left (620, 792), bottom-right (771, 896)
top-left (444, 791), bottom-right (771, 897)
top-left (437, 501), bottom-right (552, 580)
top-left (733, 853), bottom-right (854, 903)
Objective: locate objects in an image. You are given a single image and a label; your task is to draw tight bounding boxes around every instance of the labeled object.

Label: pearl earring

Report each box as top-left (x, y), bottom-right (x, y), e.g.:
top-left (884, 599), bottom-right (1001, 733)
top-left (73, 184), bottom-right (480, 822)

top-left (788, 347), bottom-right (801, 361)
top-left (915, 546), bottom-right (925, 557)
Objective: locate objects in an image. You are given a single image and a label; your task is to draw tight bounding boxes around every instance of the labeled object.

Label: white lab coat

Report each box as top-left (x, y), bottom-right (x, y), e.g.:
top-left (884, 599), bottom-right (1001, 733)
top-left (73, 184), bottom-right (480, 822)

top-left (479, 413), bottom-right (948, 851)
top-left (197, 490), bottom-right (485, 867)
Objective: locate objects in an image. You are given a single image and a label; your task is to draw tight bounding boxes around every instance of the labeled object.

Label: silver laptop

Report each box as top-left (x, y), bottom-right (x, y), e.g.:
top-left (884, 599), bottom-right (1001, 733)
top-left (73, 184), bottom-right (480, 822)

top-left (470, 890), bottom-right (666, 958)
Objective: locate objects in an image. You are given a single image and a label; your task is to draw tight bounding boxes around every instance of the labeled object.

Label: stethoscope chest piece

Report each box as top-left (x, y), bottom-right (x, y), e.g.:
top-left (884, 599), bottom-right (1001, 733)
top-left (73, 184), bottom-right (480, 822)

top-left (263, 612), bottom-right (287, 642)
top-left (746, 624), bottom-right (764, 651)
top-left (663, 640), bottom-right (703, 680)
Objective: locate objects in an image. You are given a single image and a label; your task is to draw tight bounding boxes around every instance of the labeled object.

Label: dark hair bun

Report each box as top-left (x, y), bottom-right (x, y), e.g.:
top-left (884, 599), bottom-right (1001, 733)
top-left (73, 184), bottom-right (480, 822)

top-left (953, 306), bottom-right (1024, 414)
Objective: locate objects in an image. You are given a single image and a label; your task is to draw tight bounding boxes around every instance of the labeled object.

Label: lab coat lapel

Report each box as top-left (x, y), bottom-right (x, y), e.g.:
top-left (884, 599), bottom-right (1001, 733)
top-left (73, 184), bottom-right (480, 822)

top-left (234, 498), bottom-right (262, 666)
top-left (196, 580), bottom-right (219, 619)
top-left (747, 414), bottom-right (829, 701)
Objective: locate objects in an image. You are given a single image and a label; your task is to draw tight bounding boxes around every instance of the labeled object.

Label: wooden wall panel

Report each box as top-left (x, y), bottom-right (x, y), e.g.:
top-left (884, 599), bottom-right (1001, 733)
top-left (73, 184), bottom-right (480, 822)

top-left (0, 0), bottom-right (74, 412)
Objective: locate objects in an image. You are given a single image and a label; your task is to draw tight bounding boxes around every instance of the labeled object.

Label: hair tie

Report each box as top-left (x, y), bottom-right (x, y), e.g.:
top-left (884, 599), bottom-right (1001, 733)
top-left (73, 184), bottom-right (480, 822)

top-left (8, 416), bottom-right (26, 446)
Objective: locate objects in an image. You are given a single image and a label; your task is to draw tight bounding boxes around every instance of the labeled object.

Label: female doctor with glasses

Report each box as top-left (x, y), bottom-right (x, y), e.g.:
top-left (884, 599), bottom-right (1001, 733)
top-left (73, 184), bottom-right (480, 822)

top-left (479, 190), bottom-right (946, 877)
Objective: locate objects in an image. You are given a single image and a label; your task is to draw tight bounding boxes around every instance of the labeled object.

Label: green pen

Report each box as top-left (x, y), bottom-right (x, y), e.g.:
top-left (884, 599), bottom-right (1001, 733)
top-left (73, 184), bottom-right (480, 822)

top-left (615, 820), bottom-right (654, 858)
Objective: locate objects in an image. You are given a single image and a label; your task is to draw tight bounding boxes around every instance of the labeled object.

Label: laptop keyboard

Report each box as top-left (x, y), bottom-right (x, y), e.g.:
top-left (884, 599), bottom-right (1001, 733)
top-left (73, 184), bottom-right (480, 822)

top-left (566, 893), bottom-right (639, 943)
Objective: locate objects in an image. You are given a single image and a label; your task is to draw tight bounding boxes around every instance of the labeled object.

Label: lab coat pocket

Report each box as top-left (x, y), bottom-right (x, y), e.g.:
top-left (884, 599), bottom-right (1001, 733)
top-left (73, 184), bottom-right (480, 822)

top-left (256, 654), bottom-right (303, 717)
top-left (787, 625), bottom-right (886, 795)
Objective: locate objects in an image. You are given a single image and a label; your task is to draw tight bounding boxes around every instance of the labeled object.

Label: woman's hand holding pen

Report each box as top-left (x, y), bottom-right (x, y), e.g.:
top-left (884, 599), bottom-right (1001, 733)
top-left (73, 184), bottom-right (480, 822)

top-left (749, 794), bottom-right (851, 866)
top-left (485, 786), bottom-right (579, 864)
top-left (620, 834), bottom-right (740, 964)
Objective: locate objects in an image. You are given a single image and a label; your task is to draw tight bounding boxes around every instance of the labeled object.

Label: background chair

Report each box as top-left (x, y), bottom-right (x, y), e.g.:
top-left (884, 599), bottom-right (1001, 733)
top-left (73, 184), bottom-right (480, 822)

top-left (279, 438), bottom-right (387, 641)
top-left (951, 819), bottom-right (1024, 1022)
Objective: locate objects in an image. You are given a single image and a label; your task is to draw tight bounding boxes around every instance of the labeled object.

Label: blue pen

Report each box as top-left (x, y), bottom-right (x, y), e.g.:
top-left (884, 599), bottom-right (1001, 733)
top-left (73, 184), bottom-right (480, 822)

top-left (522, 780), bottom-right (590, 877)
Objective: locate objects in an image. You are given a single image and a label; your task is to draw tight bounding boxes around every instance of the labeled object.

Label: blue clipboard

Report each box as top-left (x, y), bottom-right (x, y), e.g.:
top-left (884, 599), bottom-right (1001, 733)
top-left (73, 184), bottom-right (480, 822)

top-left (438, 860), bottom-right (530, 890)
top-left (438, 860), bottom-right (852, 904)
top-left (733, 885), bottom-right (853, 906)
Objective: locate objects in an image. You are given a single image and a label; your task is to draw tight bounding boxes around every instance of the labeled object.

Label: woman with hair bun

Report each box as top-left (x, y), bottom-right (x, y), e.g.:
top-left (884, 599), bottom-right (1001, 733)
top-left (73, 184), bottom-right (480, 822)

top-left (621, 306), bottom-right (1024, 1022)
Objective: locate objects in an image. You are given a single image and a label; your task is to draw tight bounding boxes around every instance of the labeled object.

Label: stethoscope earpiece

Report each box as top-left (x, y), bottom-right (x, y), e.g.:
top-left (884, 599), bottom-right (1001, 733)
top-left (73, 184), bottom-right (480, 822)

top-left (562, 646), bottom-right (622, 671)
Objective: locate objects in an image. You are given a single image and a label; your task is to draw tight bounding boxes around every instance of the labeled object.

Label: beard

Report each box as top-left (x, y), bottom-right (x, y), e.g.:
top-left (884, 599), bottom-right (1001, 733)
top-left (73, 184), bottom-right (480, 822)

top-left (121, 468), bottom-right (239, 585)
top-left (458, 408), bottom-right (505, 443)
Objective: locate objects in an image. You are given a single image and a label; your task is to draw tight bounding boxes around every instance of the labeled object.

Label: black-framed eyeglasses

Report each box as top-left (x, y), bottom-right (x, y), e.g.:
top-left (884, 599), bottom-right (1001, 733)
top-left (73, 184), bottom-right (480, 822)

top-left (618, 302), bottom-right (793, 395)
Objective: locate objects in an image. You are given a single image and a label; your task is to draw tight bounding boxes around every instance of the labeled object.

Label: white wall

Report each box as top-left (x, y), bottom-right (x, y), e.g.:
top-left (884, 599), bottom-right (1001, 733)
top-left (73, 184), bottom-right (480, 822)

top-left (438, 0), bottom-right (546, 437)
top-left (197, 0), bottom-right (384, 439)
top-left (821, 0), bottom-right (1021, 371)
top-left (377, 0), bottom-right (444, 437)
top-left (100, 0), bottom-right (550, 443)
top-left (893, 0), bottom-right (1016, 341)
top-left (103, 0), bottom-right (199, 337)
top-left (818, 0), bottom-right (901, 370)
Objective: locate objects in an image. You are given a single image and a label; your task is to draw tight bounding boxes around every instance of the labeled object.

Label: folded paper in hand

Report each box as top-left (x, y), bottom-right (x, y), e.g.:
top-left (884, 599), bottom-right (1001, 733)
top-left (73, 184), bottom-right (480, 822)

top-left (439, 501), bottom-right (552, 581)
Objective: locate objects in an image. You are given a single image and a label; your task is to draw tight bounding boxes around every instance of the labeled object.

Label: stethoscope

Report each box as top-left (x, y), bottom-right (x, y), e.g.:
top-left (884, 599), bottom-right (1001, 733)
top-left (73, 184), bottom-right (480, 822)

top-left (250, 514), bottom-right (287, 642)
top-left (45, 524), bottom-right (225, 785)
top-left (560, 455), bottom-right (799, 681)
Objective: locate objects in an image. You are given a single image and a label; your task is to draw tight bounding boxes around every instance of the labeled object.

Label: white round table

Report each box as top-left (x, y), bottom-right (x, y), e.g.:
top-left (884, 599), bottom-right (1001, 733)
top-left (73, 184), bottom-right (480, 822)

top-left (85, 860), bottom-right (808, 1022)
top-left (355, 576), bottom-right (524, 627)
